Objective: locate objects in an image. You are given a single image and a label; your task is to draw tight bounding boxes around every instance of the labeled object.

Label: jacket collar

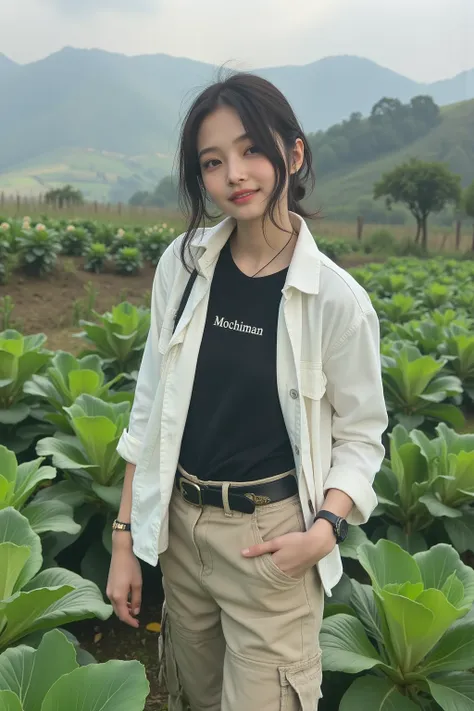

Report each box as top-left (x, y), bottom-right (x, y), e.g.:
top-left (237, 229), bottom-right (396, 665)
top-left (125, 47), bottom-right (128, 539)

top-left (190, 213), bottom-right (321, 295)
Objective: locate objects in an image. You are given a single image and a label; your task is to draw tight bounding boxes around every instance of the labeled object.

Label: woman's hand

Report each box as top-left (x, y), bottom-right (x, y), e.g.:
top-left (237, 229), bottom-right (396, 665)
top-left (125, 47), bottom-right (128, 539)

top-left (241, 519), bottom-right (336, 579)
top-left (106, 534), bottom-right (143, 628)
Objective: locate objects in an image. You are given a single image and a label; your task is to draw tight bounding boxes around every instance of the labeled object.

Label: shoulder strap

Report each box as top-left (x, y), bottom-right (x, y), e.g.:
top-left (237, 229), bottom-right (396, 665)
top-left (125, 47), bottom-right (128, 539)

top-left (173, 269), bottom-right (198, 334)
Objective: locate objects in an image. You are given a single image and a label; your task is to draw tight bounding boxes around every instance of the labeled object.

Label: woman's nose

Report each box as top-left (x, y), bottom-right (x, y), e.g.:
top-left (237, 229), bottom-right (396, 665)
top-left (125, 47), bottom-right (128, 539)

top-left (226, 157), bottom-right (247, 185)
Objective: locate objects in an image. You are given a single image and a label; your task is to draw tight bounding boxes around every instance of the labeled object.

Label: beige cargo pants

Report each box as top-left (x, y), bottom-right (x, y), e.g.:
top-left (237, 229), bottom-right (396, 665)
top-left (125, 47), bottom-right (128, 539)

top-left (158, 467), bottom-right (324, 711)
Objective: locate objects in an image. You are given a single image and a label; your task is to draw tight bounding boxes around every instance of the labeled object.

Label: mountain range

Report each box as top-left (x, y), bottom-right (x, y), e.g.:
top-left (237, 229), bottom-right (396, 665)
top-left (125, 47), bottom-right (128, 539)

top-left (0, 48), bottom-right (473, 203)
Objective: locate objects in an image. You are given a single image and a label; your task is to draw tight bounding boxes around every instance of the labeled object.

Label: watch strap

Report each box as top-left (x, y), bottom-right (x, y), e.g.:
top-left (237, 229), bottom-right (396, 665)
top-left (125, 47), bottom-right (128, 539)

top-left (112, 519), bottom-right (131, 532)
top-left (314, 510), bottom-right (345, 542)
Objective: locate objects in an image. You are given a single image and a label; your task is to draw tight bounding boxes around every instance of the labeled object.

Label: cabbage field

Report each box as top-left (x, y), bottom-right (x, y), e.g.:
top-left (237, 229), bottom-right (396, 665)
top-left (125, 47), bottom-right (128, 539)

top-left (1, 219), bottom-right (474, 709)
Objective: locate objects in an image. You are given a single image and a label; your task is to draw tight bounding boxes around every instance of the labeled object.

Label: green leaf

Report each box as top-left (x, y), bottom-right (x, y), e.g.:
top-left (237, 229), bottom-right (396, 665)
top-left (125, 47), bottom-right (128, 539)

top-left (0, 629), bottom-right (78, 710)
top-left (422, 404), bottom-right (465, 429)
top-left (0, 509), bottom-right (42, 592)
top-left (340, 676), bottom-right (419, 711)
top-left (0, 691), bottom-right (22, 711)
top-left (358, 539), bottom-right (422, 589)
top-left (0, 405), bottom-right (29, 425)
top-left (68, 370), bottom-right (102, 399)
top-left (41, 659), bottom-right (149, 711)
top-left (414, 544), bottom-right (474, 607)
top-left (0, 587), bottom-right (73, 650)
top-left (22, 500), bottom-right (80, 535)
top-left (349, 579), bottom-right (384, 644)
top-left (23, 567), bottom-right (112, 627)
top-left (320, 614), bottom-right (384, 673)
top-left (420, 621), bottom-right (474, 674)
top-left (339, 525), bottom-right (369, 559)
top-left (0, 448), bottom-right (16, 487)
top-left (90, 482), bottom-right (122, 509)
top-left (386, 526), bottom-right (428, 554)
top-left (0, 543), bottom-right (30, 599)
top-left (444, 510), bottom-right (474, 553)
top-left (35, 437), bottom-right (92, 471)
top-left (427, 673), bottom-right (474, 711)
top-left (419, 493), bottom-right (462, 519)
top-left (11, 459), bottom-right (56, 511)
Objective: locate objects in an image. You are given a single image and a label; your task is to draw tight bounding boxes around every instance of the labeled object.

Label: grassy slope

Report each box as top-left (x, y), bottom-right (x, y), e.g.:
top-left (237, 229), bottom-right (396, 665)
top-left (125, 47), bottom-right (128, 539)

top-left (312, 99), bottom-right (474, 216)
top-left (0, 147), bottom-right (173, 201)
top-left (2, 99), bottom-right (473, 206)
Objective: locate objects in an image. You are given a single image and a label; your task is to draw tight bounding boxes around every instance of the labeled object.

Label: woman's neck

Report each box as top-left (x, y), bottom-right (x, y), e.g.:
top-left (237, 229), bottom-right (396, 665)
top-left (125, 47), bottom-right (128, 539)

top-left (229, 211), bottom-right (297, 277)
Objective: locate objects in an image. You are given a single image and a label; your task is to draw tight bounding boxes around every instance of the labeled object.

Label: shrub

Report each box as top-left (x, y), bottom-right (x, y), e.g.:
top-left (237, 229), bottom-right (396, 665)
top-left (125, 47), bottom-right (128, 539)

top-left (77, 301), bottom-right (150, 376)
top-left (24, 350), bottom-right (130, 433)
top-left (115, 246), bottom-right (143, 275)
top-left (0, 629), bottom-right (149, 710)
top-left (381, 341), bottom-right (464, 430)
top-left (373, 423), bottom-right (474, 554)
top-left (316, 237), bottom-right (353, 262)
top-left (84, 242), bottom-right (109, 273)
top-left (322, 539), bottom-right (474, 710)
top-left (0, 445), bottom-right (79, 535)
top-left (0, 330), bottom-right (52, 452)
top-left (17, 225), bottom-right (61, 276)
top-left (140, 229), bottom-right (167, 265)
top-left (0, 507), bottom-right (111, 651)
top-left (365, 228), bottom-right (397, 254)
top-left (60, 225), bottom-right (92, 256)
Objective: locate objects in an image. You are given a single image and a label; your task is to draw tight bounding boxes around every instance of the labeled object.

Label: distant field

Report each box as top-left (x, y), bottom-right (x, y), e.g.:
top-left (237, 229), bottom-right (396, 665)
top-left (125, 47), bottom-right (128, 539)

top-left (0, 147), bottom-right (173, 202)
top-left (1, 198), bottom-right (471, 252)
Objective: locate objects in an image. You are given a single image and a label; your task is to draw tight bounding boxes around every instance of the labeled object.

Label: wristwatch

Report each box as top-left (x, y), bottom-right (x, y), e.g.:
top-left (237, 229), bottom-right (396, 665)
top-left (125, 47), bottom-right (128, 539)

top-left (112, 519), bottom-right (131, 532)
top-left (314, 510), bottom-right (348, 543)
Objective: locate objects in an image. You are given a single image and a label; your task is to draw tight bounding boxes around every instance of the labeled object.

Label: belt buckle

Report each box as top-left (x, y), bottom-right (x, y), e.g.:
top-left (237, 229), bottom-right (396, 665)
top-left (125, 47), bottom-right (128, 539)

top-left (179, 479), bottom-right (203, 507)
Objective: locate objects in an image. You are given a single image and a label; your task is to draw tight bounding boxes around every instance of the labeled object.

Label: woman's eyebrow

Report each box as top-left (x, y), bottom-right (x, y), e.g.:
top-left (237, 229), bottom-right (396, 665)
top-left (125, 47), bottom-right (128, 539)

top-left (198, 133), bottom-right (250, 160)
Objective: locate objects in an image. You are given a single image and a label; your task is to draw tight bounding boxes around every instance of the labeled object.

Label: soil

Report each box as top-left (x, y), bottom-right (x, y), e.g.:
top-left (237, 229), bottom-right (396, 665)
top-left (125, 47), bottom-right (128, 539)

top-left (0, 255), bottom-right (156, 352)
top-left (68, 563), bottom-right (168, 711)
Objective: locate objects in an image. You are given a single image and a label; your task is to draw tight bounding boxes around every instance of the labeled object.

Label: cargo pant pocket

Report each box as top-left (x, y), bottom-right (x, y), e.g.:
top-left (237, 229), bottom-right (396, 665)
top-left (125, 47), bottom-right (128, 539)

top-left (278, 653), bottom-right (322, 710)
top-left (157, 600), bottom-right (190, 711)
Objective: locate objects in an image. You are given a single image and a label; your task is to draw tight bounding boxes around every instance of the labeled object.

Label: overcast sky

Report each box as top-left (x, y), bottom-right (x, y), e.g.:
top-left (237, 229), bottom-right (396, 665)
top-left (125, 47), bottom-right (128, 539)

top-left (2, 0), bottom-right (473, 83)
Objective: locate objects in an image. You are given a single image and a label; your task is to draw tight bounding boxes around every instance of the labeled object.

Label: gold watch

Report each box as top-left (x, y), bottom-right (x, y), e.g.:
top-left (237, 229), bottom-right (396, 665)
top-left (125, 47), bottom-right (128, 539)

top-left (112, 519), bottom-right (131, 532)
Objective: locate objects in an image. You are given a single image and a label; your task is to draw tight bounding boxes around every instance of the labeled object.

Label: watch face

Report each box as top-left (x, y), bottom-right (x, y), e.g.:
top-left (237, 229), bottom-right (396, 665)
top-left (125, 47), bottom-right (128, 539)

top-left (337, 518), bottom-right (349, 542)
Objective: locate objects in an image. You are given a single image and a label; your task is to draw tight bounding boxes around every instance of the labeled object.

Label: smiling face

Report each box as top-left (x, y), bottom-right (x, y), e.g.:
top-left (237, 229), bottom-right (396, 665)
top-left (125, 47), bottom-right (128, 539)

top-left (197, 105), bottom-right (302, 223)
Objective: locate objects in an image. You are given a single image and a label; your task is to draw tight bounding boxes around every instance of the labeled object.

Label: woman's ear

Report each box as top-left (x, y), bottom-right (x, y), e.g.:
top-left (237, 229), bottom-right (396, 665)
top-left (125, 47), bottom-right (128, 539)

top-left (290, 138), bottom-right (305, 174)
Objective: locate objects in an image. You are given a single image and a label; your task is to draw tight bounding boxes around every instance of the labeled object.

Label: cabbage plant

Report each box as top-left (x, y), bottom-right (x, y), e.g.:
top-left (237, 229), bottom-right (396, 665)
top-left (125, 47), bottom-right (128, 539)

top-left (24, 351), bottom-right (129, 433)
top-left (321, 539), bottom-right (474, 710)
top-left (0, 508), bottom-right (111, 651)
top-left (0, 330), bottom-right (52, 452)
top-left (0, 446), bottom-right (79, 536)
top-left (77, 302), bottom-right (150, 376)
top-left (381, 342), bottom-right (464, 430)
top-left (36, 395), bottom-right (130, 572)
top-left (439, 329), bottom-right (474, 403)
top-left (374, 423), bottom-right (474, 553)
top-left (0, 629), bottom-right (149, 711)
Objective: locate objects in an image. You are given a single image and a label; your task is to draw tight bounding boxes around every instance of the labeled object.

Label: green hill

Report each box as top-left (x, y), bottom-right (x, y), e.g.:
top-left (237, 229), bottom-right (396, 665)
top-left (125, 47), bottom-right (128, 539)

top-left (312, 99), bottom-right (474, 220)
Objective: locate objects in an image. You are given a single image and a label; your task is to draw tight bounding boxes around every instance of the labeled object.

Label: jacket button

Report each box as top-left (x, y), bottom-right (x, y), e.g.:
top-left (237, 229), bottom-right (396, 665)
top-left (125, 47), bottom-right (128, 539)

top-left (290, 389), bottom-right (299, 399)
top-left (294, 445), bottom-right (300, 456)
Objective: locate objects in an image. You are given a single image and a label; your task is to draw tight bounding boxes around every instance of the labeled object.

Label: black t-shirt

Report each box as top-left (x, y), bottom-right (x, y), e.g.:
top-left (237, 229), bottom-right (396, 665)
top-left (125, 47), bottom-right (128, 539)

top-left (179, 239), bottom-right (295, 482)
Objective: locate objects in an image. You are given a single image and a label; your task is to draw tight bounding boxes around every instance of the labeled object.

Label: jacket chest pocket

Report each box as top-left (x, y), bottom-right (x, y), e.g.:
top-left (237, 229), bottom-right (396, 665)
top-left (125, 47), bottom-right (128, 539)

top-left (300, 362), bottom-right (327, 401)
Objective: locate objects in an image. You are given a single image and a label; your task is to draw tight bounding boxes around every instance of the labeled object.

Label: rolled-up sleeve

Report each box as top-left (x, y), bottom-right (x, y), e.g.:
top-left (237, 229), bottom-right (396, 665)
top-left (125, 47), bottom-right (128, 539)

top-left (322, 307), bottom-right (388, 524)
top-left (116, 250), bottom-right (171, 465)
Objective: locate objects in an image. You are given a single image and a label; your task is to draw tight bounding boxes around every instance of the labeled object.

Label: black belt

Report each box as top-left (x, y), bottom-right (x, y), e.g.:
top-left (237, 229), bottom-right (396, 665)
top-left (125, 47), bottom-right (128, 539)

top-left (175, 470), bottom-right (298, 514)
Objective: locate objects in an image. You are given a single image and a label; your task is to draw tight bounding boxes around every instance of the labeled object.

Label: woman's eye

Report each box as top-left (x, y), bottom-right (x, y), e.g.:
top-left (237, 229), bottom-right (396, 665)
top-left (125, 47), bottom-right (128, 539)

top-left (202, 159), bottom-right (220, 170)
top-left (246, 145), bottom-right (260, 155)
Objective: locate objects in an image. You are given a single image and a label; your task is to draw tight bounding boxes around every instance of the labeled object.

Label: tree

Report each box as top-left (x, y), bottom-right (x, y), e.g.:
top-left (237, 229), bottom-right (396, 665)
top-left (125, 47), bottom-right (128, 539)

top-left (409, 95), bottom-right (440, 128)
top-left (464, 180), bottom-right (474, 251)
top-left (374, 159), bottom-right (462, 249)
top-left (44, 184), bottom-right (84, 208)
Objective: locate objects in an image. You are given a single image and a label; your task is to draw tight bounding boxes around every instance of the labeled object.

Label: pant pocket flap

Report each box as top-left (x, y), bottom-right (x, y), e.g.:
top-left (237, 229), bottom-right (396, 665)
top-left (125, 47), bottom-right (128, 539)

top-left (279, 653), bottom-right (322, 709)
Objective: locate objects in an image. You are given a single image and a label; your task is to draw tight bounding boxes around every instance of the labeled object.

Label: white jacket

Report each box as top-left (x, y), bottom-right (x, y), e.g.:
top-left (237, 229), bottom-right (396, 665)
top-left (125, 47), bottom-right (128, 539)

top-left (116, 214), bottom-right (388, 596)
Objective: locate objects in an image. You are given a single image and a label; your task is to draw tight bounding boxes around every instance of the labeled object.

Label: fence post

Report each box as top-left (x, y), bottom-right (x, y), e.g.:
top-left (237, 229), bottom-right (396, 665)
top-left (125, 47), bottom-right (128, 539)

top-left (356, 216), bottom-right (364, 241)
top-left (455, 220), bottom-right (462, 250)
top-left (0, 192), bottom-right (4, 209)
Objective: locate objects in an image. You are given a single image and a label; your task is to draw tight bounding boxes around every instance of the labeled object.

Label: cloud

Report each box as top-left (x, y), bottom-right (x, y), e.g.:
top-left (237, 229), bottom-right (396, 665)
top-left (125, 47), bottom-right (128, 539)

top-left (47, 0), bottom-right (156, 13)
top-left (1, 0), bottom-right (473, 83)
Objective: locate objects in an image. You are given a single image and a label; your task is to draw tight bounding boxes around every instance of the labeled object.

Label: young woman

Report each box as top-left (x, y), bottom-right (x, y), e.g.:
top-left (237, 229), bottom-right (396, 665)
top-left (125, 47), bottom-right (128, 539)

top-left (106, 73), bottom-right (388, 711)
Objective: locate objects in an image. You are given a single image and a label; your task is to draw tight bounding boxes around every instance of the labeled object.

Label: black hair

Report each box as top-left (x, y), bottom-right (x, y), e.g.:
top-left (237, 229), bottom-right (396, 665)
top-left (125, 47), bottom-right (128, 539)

top-left (177, 71), bottom-right (316, 269)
